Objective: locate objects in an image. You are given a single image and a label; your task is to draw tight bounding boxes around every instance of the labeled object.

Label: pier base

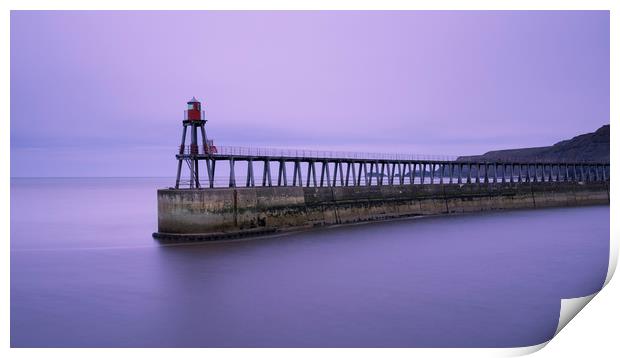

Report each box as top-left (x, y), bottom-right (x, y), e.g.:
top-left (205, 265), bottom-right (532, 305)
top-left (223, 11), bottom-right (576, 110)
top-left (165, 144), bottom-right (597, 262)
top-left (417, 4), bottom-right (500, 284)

top-left (154, 182), bottom-right (609, 241)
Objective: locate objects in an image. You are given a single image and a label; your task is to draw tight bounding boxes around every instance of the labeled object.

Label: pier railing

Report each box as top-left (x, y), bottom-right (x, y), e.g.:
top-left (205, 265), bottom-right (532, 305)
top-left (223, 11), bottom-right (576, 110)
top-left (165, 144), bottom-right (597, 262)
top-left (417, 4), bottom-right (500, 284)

top-left (174, 145), bottom-right (610, 189)
top-left (180, 145), bottom-right (458, 161)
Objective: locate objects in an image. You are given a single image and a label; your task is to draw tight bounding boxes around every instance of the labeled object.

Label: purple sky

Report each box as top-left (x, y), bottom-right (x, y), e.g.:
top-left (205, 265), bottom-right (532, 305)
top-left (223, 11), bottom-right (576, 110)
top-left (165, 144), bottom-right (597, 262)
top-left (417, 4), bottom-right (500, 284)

top-left (11, 11), bottom-right (609, 177)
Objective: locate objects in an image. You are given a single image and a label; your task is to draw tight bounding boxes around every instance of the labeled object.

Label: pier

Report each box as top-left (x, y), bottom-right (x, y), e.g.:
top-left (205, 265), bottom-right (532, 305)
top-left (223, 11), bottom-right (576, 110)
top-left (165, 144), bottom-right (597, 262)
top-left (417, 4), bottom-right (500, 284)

top-left (156, 98), bottom-right (610, 241)
top-left (175, 145), bottom-right (610, 189)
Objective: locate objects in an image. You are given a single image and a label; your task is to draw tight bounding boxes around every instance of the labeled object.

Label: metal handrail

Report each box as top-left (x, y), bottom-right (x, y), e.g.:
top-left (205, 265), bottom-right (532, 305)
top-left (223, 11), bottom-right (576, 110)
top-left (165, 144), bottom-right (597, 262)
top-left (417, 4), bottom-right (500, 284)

top-left (179, 145), bottom-right (459, 161)
top-left (177, 145), bottom-right (609, 164)
top-left (454, 155), bottom-right (609, 164)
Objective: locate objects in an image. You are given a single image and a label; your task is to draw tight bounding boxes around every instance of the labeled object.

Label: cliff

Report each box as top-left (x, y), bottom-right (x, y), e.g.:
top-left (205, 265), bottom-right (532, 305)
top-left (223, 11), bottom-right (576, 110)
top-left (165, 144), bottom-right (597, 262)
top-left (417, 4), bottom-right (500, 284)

top-left (458, 125), bottom-right (609, 163)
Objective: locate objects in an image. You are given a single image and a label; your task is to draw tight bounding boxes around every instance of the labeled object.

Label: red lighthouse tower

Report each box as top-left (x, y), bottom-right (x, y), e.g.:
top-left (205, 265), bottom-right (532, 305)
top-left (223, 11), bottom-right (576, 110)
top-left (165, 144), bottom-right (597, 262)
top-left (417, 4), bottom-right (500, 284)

top-left (186, 97), bottom-right (203, 121)
top-left (175, 97), bottom-right (215, 188)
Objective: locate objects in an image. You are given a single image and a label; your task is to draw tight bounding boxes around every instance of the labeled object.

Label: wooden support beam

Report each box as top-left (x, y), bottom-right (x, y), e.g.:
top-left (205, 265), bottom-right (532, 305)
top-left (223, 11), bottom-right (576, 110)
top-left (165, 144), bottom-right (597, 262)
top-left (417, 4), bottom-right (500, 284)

top-left (246, 159), bottom-right (254, 187)
top-left (262, 160), bottom-right (272, 187)
top-left (228, 157), bottom-right (236, 188)
top-left (345, 162), bottom-right (352, 186)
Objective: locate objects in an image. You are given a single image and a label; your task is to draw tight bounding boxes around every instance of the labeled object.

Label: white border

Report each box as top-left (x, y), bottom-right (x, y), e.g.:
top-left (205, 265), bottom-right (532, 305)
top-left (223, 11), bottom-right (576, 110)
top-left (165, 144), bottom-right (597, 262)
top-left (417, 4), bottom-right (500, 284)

top-left (2, 1), bottom-right (617, 357)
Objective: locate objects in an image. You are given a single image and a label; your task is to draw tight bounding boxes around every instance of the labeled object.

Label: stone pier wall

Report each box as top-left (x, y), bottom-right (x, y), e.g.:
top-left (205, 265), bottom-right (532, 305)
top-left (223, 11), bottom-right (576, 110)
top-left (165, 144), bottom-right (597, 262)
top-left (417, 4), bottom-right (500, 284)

top-left (156, 182), bottom-right (609, 238)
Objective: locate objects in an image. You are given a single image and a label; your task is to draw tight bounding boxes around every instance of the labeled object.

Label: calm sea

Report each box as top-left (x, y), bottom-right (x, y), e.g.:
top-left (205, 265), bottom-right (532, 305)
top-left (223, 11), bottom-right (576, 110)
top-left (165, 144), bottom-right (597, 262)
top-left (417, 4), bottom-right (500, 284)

top-left (10, 178), bottom-right (609, 348)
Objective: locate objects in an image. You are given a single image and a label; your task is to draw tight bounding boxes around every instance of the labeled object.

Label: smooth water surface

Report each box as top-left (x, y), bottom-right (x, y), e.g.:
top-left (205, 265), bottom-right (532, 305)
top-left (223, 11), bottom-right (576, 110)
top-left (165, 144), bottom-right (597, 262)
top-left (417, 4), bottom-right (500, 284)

top-left (10, 178), bottom-right (609, 347)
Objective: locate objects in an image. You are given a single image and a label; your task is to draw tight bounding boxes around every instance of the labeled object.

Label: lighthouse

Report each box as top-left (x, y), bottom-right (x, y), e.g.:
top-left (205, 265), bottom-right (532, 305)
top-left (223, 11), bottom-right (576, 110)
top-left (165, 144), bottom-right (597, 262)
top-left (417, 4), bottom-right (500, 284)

top-left (174, 97), bottom-right (215, 189)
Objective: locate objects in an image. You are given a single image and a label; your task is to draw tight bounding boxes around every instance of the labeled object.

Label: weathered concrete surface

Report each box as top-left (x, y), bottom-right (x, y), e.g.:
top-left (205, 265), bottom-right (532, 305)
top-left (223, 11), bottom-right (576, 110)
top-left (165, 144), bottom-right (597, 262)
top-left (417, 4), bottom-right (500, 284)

top-left (156, 182), bottom-right (609, 237)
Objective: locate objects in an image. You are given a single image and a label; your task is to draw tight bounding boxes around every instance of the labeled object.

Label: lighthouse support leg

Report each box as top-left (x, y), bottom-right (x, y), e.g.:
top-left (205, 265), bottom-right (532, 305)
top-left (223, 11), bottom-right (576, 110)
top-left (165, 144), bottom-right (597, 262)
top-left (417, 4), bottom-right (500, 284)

top-left (175, 160), bottom-right (183, 189)
top-left (174, 125), bottom-right (188, 189)
top-left (194, 158), bottom-right (200, 188)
